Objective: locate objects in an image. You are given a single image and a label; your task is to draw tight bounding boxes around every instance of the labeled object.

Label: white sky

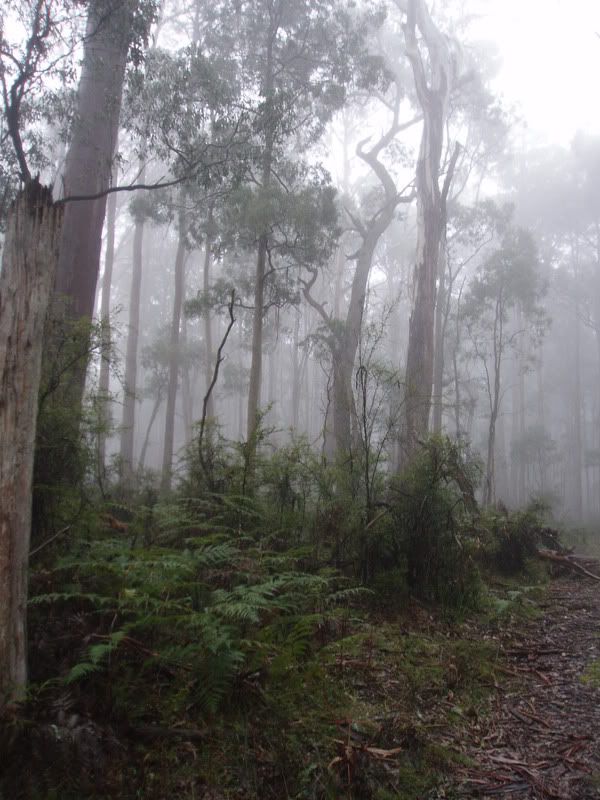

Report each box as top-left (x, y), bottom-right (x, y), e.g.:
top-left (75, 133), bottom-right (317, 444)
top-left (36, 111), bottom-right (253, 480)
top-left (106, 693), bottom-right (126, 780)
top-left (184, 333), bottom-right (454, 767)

top-left (475, 0), bottom-right (600, 145)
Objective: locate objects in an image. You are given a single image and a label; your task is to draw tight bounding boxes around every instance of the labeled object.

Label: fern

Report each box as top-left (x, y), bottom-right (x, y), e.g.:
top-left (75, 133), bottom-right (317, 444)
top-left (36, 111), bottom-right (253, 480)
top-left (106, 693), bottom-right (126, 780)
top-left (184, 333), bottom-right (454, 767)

top-left (65, 630), bottom-right (126, 685)
top-left (65, 661), bottom-right (100, 685)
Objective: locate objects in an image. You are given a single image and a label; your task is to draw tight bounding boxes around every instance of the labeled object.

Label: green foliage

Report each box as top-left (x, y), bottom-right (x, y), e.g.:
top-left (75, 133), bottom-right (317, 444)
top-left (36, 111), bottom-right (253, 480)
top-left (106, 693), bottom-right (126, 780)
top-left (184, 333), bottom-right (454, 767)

top-left (29, 512), bottom-right (361, 723)
top-left (20, 424), bottom-right (566, 798)
top-left (390, 437), bottom-right (482, 613)
top-left (33, 313), bottom-right (111, 543)
top-left (479, 501), bottom-right (556, 574)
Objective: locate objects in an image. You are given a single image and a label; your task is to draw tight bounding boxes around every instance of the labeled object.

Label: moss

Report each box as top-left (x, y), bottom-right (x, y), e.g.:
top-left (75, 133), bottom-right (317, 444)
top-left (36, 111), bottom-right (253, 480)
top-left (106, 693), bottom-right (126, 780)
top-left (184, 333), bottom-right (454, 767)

top-left (581, 660), bottom-right (600, 688)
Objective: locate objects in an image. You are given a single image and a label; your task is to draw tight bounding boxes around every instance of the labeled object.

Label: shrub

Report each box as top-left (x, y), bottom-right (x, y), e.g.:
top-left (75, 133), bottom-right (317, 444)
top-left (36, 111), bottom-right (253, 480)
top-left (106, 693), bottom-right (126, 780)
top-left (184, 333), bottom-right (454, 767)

top-left (480, 500), bottom-right (556, 574)
top-left (389, 437), bottom-right (482, 613)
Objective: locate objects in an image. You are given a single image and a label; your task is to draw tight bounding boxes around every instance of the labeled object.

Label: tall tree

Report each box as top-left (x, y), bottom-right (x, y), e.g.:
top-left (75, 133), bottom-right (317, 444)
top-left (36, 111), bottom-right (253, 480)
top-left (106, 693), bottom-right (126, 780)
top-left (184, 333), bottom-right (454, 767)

top-left (463, 226), bottom-right (545, 506)
top-left (97, 161), bottom-right (119, 476)
top-left (220, 0), bottom-right (380, 442)
top-left (395, 0), bottom-right (459, 462)
top-left (53, 0), bottom-right (135, 320)
top-left (160, 209), bottom-right (188, 491)
top-left (303, 89), bottom-right (416, 459)
top-left (120, 172), bottom-right (148, 483)
top-left (0, 183), bottom-right (63, 707)
top-left (0, 0), bottom-right (73, 707)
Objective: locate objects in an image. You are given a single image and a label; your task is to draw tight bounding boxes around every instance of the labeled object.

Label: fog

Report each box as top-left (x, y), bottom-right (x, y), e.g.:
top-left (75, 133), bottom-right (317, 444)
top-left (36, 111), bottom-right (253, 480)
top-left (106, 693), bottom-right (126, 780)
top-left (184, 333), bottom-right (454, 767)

top-left (2, 0), bottom-right (600, 522)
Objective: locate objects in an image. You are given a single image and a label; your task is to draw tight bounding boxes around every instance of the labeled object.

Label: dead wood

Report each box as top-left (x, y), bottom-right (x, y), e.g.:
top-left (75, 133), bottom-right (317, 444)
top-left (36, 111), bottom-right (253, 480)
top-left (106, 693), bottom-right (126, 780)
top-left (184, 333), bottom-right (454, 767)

top-left (537, 549), bottom-right (600, 581)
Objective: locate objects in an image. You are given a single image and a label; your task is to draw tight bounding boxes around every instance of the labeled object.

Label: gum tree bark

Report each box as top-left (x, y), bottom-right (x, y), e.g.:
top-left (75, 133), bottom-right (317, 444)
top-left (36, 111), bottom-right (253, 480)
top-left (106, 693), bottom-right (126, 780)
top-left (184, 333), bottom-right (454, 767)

top-left (202, 204), bottom-right (216, 421)
top-left (97, 162), bottom-right (118, 474)
top-left (0, 182), bottom-right (63, 707)
top-left (161, 219), bottom-right (188, 492)
top-left (397, 0), bottom-right (456, 462)
top-left (483, 292), bottom-right (504, 506)
top-left (431, 147), bottom-right (462, 435)
top-left (54, 0), bottom-right (131, 319)
top-left (119, 172), bottom-right (146, 483)
top-left (246, 43), bottom-right (274, 443)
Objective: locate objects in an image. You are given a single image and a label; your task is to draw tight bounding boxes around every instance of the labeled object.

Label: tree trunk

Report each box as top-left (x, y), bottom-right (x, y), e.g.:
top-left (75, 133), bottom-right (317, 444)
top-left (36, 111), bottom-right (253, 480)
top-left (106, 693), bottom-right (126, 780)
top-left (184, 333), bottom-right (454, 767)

top-left (291, 312), bottom-right (301, 431)
top-left (119, 188), bottom-right (146, 484)
top-left (181, 316), bottom-right (194, 443)
top-left (0, 182), bottom-right (63, 707)
top-left (400, 0), bottom-right (454, 462)
top-left (246, 234), bottom-right (269, 442)
top-left (246, 24), bottom-right (275, 444)
top-left (161, 226), bottom-right (188, 492)
top-left (267, 341), bottom-right (278, 428)
top-left (203, 207), bottom-right (215, 421)
top-left (306, 126), bottom-right (405, 460)
top-left (517, 348), bottom-right (526, 501)
top-left (484, 295), bottom-right (504, 507)
top-left (572, 302), bottom-right (583, 519)
top-left (495, 410), bottom-right (509, 503)
top-left (138, 393), bottom-right (163, 472)
top-left (54, 0), bottom-right (130, 320)
top-left (97, 160), bottom-right (118, 474)
top-left (432, 238), bottom-right (448, 434)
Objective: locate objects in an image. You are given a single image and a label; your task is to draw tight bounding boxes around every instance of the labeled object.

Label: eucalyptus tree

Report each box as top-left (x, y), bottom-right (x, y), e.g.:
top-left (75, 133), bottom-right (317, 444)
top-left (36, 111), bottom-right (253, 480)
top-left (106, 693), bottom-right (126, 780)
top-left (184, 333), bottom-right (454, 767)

top-left (0, 0), bottom-right (159, 704)
top-left (390, 0), bottom-right (461, 462)
top-left (201, 0), bottom-right (383, 443)
top-left (462, 224), bottom-right (546, 506)
top-left (97, 162), bottom-right (119, 475)
top-left (431, 47), bottom-right (511, 435)
top-left (0, 0), bottom-right (80, 707)
top-left (119, 184), bottom-right (150, 482)
top-left (438, 200), bottom-right (504, 441)
top-left (54, 0), bottom-right (156, 319)
top-left (303, 87), bottom-right (416, 460)
top-left (120, 35), bottom-right (242, 488)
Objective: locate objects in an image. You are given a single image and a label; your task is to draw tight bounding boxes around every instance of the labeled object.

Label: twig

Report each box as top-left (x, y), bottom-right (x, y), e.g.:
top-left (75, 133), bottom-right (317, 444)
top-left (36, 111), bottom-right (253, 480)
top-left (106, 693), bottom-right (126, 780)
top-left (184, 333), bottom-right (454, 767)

top-left (29, 526), bottom-right (71, 557)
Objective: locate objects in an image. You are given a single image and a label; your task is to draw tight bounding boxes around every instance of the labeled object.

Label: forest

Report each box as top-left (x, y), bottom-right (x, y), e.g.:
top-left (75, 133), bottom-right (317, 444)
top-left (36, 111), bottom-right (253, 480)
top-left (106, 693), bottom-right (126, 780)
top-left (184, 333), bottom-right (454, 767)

top-left (1, 0), bottom-right (600, 797)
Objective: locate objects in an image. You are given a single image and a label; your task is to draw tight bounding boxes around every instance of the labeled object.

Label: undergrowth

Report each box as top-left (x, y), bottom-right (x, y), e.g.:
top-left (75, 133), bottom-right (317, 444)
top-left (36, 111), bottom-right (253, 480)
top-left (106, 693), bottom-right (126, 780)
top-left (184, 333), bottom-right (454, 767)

top-left (0, 431), bottom-right (560, 799)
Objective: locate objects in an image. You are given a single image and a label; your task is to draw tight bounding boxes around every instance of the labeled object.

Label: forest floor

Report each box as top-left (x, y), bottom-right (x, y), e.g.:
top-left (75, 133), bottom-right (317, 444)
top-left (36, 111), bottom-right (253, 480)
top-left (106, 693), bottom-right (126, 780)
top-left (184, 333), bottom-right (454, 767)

top-left (6, 559), bottom-right (600, 799)
top-left (450, 569), bottom-right (600, 799)
top-left (292, 564), bottom-right (600, 800)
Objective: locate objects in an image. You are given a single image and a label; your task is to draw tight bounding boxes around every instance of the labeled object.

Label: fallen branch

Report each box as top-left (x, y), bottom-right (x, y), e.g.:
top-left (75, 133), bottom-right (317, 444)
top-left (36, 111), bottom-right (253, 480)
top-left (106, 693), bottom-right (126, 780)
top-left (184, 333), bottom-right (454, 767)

top-left (537, 549), bottom-right (600, 582)
top-left (29, 525), bottom-right (71, 557)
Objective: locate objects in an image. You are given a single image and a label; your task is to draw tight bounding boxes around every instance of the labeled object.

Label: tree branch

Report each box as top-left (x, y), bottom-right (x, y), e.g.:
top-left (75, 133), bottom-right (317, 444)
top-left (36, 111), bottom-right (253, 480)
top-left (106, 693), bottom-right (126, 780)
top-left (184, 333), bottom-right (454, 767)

top-left (197, 290), bottom-right (236, 481)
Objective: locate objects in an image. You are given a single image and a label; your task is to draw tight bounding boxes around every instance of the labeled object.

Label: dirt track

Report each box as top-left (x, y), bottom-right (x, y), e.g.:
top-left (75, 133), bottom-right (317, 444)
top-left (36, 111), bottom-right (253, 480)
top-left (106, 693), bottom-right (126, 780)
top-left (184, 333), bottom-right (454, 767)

top-left (457, 572), bottom-right (600, 798)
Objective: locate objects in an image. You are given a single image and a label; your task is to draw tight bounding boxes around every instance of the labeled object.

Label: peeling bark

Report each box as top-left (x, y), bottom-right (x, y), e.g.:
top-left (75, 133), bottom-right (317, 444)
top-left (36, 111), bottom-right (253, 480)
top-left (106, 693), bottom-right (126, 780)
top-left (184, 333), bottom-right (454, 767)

top-left (0, 182), bottom-right (63, 707)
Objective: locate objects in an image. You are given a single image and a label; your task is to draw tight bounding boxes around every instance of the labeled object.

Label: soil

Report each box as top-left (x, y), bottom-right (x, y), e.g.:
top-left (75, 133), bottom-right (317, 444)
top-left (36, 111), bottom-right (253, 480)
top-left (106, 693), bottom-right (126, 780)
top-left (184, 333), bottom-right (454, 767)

top-left (454, 570), bottom-right (600, 798)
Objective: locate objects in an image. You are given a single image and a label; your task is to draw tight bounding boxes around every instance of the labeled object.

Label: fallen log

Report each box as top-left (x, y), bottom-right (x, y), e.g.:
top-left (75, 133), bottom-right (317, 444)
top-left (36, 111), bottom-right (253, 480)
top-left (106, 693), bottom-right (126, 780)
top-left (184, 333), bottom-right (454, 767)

top-left (537, 549), bottom-right (600, 582)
